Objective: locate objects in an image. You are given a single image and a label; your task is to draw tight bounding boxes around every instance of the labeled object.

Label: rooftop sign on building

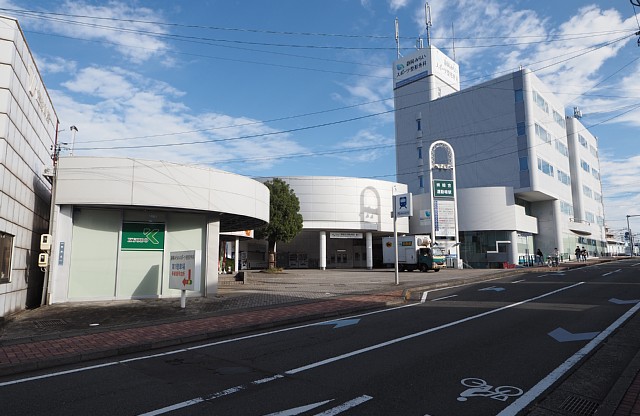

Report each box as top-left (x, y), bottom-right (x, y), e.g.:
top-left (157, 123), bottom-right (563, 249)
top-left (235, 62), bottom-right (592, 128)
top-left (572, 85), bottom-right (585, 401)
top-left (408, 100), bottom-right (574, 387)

top-left (392, 46), bottom-right (460, 90)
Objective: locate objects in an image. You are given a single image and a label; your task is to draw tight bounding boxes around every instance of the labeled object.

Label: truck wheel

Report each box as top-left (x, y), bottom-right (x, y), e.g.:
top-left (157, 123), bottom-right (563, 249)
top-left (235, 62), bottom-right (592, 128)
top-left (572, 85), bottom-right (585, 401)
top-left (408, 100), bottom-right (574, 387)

top-left (433, 268), bottom-right (440, 272)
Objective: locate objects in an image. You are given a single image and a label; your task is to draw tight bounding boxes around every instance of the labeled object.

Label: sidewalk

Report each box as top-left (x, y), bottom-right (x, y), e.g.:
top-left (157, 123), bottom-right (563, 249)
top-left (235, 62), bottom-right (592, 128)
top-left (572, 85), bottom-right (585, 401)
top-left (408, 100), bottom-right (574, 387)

top-left (0, 260), bottom-right (638, 415)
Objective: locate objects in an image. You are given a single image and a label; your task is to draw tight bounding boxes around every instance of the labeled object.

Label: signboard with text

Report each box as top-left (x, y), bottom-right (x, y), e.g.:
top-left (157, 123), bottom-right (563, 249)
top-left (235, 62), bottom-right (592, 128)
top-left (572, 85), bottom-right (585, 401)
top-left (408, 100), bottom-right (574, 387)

top-left (121, 222), bottom-right (165, 251)
top-left (434, 200), bottom-right (456, 237)
top-left (169, 250), bottom-right (202, 292)
top-left (433, 179), bottom-right (455, 198)
top-left (330, 232), bottom-right (363, 239)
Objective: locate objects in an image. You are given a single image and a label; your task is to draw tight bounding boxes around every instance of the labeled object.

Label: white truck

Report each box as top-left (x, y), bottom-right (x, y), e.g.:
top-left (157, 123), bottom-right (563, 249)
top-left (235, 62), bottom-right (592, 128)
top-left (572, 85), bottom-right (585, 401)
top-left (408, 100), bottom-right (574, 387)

top-left (382, 235), bottom-right (446, 272)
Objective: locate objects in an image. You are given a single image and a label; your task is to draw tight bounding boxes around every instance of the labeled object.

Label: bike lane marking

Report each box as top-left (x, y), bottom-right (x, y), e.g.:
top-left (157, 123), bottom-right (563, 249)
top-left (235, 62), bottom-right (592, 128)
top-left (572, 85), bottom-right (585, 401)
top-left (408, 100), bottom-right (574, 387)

top-left (139, 282), bottom-right (585, 415)
top-left (497, 300), bottom-right (640, 416)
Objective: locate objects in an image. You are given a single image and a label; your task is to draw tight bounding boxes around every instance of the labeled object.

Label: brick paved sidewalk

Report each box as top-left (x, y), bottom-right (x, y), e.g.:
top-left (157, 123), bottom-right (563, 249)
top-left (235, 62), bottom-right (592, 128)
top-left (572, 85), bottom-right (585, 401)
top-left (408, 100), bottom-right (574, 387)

top-left (0, 291), bottom-right (404, 376)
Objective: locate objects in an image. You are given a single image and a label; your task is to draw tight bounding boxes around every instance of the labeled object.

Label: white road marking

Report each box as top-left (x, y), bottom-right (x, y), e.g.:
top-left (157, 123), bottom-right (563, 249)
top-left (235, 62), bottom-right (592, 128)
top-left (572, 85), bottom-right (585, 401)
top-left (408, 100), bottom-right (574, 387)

top-left (0, 304), bottom-right (417, 387)
top-left (431, 295), bottom-right (458, 302)
top-left (263, 399), bottom-right (333, 415)
top-left (497, 300), bottom-right (640, 416)
top-left (314, 395), bottom-right (373, 415)
top-left (602, 269), bottom-right (621, 277)
top-left (512, 280), bottom-right (525, 284)
top-left (137, 282), bottom-right (585, 415)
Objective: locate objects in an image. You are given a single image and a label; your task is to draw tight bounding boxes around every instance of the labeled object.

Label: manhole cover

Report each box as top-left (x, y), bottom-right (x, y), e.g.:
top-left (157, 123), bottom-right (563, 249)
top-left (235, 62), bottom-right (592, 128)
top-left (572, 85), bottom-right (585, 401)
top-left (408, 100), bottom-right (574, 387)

top-left (559, 395), bottom-right (599, 415)
top-left (33, 319), bottom-right (67, 329)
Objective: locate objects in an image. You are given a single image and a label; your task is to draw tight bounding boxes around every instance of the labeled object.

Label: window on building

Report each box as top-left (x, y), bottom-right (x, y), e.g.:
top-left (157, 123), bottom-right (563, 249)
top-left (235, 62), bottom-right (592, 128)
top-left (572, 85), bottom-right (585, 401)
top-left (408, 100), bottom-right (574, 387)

top-left (594, 192), bottom-right (602, 203)
top-left (419, 175), bottom-right (424, 188)
top-left (417, 147), bottom-right (422, 159)
top-left (553, 109), bottom-right (566, 128)
top-left (417, 119), bottom-right (422, 131)
top-left (534, 123), bottom-right (552, 144)
top-left (517, 122), bottom-right (526, 136)
top-left (0, 232), bottom-right (14, 284)
top-left (557, 169), bottom-right (571, 186)
top-left (560, 201), bottom-right (574, 216)
top-left (555, 140), bottom-right (569, 157)
top-left (591, 167), bottom-right (600, 180)
top-left (585, 211), bottom-right (595, 224)
top-left (537, 157), bottom-right (554, 177)
top-left (578, 134), bottom-right (588, 149)
top-left (597, 216), bottom-right (605, 226)
top-left (533, 90), bottom-right (549, 113)
top-left (583, 185), bottom-right (593, 199)
top-left (519, 156), bottom-right (528, 171)
top-left (580, 159), bottom-right (590, 172)
top-left (515, 89), bottom-right (524, 103)
top-left (590, 145), bottom-right (598, 157)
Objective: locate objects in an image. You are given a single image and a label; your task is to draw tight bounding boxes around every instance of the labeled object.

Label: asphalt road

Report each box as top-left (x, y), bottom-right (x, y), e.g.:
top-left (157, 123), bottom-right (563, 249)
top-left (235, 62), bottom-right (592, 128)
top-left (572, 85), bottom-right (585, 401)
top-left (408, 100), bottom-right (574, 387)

top-left (2, 259), bottom-right (639, 415)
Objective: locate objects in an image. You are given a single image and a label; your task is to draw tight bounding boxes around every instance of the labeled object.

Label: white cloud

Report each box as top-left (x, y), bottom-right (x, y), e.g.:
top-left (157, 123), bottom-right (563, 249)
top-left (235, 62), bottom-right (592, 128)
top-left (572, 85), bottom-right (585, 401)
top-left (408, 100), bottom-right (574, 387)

top-left (23, 0), bottom-right (170, 64)
top-left (52, 66), bottom-right (306, 173)
top-left (332, 129), bottom-right (395, 163)
top-left (333, 64), bottom-right (394, 121)
top-left (33, 55), bottom-right (77, 74)
top-left (389, 0), bottom-right (409, 12)
top-left (600, 153), bottom-right (640, 225)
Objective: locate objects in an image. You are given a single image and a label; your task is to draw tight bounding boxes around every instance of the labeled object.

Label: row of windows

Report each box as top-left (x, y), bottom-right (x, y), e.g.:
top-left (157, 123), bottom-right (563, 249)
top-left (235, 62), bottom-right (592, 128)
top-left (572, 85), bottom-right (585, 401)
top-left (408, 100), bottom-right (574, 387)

top-left (582, 184), bottom-right (603, 203)
top-left (560, 201), bottom-right (574, 216)
top-left (537, 157), bottom-right (554, 176)
top-left (534, 123), bottom-right (553, 144)
top-left (557, 169), bottom-right (571, 186)
top-left (585, 211), bottom-right (595, 224)
top-left (529, 89), bottom-right (566, 130)
top-left (580, 159), bottom-right (590, 172)
top-left (555, 140), bottom-right (569, 157)
top-left (533, 90), bottom-right (549, 113)
top-left (553, 109), bottom-right (566, 129)
top-left (578, 134), bottom-right (588, 148)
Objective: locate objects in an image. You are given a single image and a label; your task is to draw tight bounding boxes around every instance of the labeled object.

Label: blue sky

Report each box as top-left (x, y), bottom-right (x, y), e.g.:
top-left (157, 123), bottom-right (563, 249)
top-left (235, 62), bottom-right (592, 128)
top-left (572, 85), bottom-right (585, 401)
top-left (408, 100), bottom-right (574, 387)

top-left (5, 0), bottom-right (640, 234)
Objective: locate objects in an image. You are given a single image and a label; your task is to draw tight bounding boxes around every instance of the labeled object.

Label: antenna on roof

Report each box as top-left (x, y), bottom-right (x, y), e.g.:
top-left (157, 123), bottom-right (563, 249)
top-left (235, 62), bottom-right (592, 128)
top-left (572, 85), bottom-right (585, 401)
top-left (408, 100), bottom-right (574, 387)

top-left (451, 22), bottom-right (456, 60)
top-left (573, 106), bottom-right (583, 119)
top-left (425, 2), bottom-right (432, 47)
top-left (395, 17), bottom-right (401, 58)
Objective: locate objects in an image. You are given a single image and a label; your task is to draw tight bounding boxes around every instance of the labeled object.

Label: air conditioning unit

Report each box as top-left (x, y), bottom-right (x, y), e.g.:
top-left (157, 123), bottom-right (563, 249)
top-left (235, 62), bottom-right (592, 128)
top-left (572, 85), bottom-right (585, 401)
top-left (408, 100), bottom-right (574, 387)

top-left (42, 166), bottom-right (55, 179)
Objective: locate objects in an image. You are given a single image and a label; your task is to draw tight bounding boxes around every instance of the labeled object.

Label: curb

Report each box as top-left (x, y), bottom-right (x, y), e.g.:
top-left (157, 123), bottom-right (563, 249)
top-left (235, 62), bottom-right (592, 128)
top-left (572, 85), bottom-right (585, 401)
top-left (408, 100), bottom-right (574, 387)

top-left (0, 295), bottom-right (403, 377)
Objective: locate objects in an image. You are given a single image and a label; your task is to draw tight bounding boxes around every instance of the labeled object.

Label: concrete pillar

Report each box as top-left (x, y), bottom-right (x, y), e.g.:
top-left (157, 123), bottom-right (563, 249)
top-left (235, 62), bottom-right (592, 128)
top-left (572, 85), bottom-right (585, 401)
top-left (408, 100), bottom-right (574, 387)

top-left (205, 218), bottom-right (220, 297)
top-left (509, 230), bottom-right (519, 266)
top-left (366, 232), bottom-right (373, 269)
top-left (319, 231), bottom-right (326, 270)
top-left (234, 237), bottom-right (240, 273)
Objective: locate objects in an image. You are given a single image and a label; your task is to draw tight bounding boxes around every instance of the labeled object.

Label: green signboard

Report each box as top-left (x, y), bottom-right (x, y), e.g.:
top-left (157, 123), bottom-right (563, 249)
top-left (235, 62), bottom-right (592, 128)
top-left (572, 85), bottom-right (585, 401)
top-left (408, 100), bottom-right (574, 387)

top-left (121, 222), bottom-right (165, 251)
top-left (433, 179), bottom-right (455, 198)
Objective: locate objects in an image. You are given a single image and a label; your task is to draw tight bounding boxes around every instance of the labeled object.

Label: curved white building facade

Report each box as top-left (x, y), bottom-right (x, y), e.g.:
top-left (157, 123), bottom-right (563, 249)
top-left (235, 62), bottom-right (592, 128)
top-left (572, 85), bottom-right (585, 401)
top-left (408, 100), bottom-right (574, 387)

top-left (46, 157), bottom-right (269, 303)
top-left (244, 177), bottom-right (409, 270)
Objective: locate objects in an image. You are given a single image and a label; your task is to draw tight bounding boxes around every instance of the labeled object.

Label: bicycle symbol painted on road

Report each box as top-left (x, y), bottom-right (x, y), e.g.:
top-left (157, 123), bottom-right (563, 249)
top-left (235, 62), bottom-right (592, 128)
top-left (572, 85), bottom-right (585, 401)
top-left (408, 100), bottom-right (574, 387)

top-left (457, 378), bottom-right (523, 402)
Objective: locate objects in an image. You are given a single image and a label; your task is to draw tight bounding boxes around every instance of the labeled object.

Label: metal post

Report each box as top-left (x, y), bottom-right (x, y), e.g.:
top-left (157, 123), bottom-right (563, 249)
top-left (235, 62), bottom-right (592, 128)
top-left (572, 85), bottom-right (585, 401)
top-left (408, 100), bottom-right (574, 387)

top-left (628, 215), bottom-right (632, 256)
top-left (394, 207), bottom-right (399, 285)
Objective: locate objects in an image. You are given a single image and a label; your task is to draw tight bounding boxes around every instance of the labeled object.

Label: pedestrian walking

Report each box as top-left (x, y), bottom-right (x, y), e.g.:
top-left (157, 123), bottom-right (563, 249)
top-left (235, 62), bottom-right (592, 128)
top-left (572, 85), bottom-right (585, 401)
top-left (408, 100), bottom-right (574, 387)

top-left (553, 248), bottom-right (559, 266)
top-left (575, 246), bottom-right (581, 261)
top-left (536, 249), bottom-right (544, 266)
top-left (581, 247), bottom-right (587, 261)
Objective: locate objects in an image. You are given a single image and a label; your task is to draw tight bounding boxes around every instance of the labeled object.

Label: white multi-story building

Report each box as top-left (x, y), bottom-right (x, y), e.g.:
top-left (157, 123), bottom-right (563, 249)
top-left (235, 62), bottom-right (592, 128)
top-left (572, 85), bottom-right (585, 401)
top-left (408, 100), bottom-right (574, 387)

top-left (393, 46), bottom-right (606, 267)
top-left (0, 16), bottom-right (56, 317)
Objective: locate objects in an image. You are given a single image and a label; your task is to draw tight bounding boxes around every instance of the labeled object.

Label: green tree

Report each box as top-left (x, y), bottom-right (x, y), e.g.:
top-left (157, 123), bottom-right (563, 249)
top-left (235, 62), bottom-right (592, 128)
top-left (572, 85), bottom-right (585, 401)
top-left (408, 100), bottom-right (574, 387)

top-left (255, 178), bottom-right (304, 269)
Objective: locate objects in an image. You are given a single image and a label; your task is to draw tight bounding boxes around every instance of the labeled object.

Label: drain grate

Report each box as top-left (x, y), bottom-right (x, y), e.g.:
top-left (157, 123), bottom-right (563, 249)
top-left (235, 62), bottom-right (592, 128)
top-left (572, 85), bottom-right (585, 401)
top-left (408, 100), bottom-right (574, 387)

top-left (33, 319), bottom-right (67, 329)
top-left (559, 395), bottom-right (599, 416)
